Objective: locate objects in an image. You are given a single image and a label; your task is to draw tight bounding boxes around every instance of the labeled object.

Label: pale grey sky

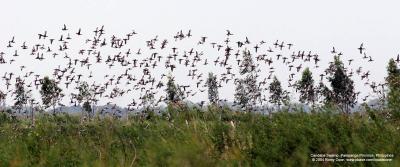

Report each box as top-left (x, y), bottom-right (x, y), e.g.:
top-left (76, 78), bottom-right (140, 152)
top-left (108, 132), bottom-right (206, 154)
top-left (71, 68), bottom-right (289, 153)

top-left (0, 0), bottom-right (399, 106)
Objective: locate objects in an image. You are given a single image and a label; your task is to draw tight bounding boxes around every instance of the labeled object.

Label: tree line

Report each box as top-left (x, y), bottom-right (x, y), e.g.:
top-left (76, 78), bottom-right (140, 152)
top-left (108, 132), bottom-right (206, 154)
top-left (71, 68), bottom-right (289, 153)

top-left (2, 52), bottom-right (400, 123)
top-left (166, 52), bottom-right (400, 120)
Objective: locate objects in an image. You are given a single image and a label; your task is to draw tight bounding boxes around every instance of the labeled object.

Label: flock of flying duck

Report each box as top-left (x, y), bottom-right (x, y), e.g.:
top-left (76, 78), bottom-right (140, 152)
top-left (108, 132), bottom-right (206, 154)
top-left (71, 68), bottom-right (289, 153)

top-left (0, 25), bottom-right (396, 114)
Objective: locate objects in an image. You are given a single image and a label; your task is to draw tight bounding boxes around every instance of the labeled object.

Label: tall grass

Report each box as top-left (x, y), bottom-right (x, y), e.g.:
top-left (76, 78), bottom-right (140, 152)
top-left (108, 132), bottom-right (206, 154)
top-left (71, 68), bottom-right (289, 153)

top-left (0, 106), bottom-right (399, 166)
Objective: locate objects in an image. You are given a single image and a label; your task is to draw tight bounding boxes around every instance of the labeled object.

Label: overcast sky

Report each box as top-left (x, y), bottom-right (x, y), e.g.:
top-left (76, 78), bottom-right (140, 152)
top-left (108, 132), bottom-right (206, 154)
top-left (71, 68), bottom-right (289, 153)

top-left (0, 0), bottom-right (399, 106)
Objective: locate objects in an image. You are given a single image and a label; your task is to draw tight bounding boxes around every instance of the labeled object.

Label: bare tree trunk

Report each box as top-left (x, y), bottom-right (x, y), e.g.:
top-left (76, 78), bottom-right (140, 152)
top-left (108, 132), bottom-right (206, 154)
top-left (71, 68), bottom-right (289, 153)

top-left (31, 103), bottom-right (35, 126)
top-left (80, 104), bottom-right (84, 122)
top-left (24, 103), bottom-right (27, 119)
top-left (91, 101), bottom-right (95, 120)
top-left (53, 104), bottom-right (56, 116)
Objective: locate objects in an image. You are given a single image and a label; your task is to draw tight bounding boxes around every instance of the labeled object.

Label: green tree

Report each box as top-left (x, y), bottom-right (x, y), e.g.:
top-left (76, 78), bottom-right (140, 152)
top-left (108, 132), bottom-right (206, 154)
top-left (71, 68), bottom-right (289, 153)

top-left (13, 78), bottom-right (27, 116)
top-left (40, 76), bottom-right (63, 115)
top-left (28, 98), bottom-right (36, 125)
top-left (234, 49), bottom-right (260, 111)
top-left (269, 76), bottom-right (288, 108)
top-left (207, 72), bottom-right (219, 105)
top-left (239, 50), bottom-right (256, 75)
top-left (0, 90), bottom-right (6, 110)
top-left (76, 81), bottom-right (91, 104)
top-left (165, 74), bottom-right (183, 104)
top-left (234, 79), bottom-right (249, 110)
top-left (75, 81), bottom-right (93, 118)
top-left (141, 90), bottom-right (156, 119)
top-left (82, 101), bottom-right (92, 116)
top-left (142, 90), bottom-right (155, 111)
top-left (296, 68), bottom-right (316, 106)
top-left (324, 56), bottom-right (357, 113)
top-left (386, 58), bottom-right (400, 118)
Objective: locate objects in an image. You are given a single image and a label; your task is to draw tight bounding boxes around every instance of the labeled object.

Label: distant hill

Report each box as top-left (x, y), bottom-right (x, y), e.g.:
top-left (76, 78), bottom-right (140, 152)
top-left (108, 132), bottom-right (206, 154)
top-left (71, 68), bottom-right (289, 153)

top-left (0, 98), bottom-right (386, 116)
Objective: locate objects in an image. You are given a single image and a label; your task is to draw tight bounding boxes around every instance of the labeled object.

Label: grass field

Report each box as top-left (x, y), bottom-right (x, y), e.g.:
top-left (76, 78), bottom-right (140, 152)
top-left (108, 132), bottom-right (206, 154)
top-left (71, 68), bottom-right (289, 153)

top-left (0, 106), bottom-right (399, 167)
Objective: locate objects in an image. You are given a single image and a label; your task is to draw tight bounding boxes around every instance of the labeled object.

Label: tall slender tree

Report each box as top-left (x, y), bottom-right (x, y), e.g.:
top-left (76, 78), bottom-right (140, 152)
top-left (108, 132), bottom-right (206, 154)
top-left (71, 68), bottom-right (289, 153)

top-left (28, 98), bottom-right (36, 125)
top-left (207, 72), bottom-right (219, 105)
top-left (234, 49), bottom-right (260, 111)
top-left (165, 74), bottom-right (183, 104)
top-left (82, 101), bottom-right (92, 117)
top-left (0, 90), bottom-right (6, 110)
top-left (324, 56), bottom-right (357, 113)
top-left (142, 90), bottom-right (155, 112)
top-left (75, 81), bottom-right (93, 118)
top-left (386, 58), bottom-right (400, 118)
top-left (13, 78), bottom-right (27, 116)
top-left (296, 67), bottom-right (316, 106)
top-left (234, 79), bottom-right (249, 110)
top-left (269, 76), bottom-right (288, 108)
top-left (40, 76), bottom-right (63, 115)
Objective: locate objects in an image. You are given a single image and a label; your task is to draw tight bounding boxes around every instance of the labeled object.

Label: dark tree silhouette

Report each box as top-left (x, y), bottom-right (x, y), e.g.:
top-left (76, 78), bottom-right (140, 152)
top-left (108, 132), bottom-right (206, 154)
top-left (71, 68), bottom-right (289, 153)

top-left (269, 76), bottom-right (288, 108)
top-left (234, 49), bottom-right (260, 111)
top-left (0, 90), bottom-right (6, 110)
top-left (165, 74), bottom-right (183, 104)
top-left (296, 67), bottom-right (316, 106)
top-left (75, 81), bottom-right (93, 118)
top-left (13, 77), bottom-right (27, 116)
top-left (76, 82), bottom-right (91, 104)
top-left (386, 58), bottom-right (400, 118)
top-left (40, 76), bottom-right (63, 115)
top-left (323, 56), bottom-right (357, 113)
top-left (234, 79), bottom-right (249, 110)
top-left (207, 72), bottom-right (219, 105)
top-left (82, 101), bottom-right (92, 117)
top-left (142, 90), bottom-right (155, 113)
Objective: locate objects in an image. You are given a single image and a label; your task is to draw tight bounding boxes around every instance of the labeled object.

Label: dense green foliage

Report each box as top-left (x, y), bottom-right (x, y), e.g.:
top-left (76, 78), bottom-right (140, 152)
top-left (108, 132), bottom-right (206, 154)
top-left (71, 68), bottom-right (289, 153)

top-left (386, 58), bottom-right (400, 119)
top-left (13, 78), bottom-right (28, 114)
top-left (269, 76), bottom-right (288, 107)
top-left (207, 72), bottom-right (219, 105)
top-left (0, 106), bottom-right (399, 167)
top-left (165, 75), bottom-right (183, 104)
top-left (40, 77), bottom-right (63, 114)
top-left (296, 67), bottom-right (316, 105)
top-left (323, 56), bottom-right (357, 113)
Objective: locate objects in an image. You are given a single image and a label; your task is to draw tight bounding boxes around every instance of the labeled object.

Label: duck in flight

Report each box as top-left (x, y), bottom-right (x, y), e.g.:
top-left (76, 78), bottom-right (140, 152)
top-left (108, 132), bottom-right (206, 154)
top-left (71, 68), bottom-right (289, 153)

top-left (358, 43), bottom-right (365, 54)
top-left (62, 24), bottom-right (68, 31)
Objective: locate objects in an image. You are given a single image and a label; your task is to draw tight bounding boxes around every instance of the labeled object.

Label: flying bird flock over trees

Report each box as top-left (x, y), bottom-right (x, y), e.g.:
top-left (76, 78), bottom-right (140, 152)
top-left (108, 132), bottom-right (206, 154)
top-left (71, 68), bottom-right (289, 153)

top-left (0, 25), bottom-right (396, 119)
